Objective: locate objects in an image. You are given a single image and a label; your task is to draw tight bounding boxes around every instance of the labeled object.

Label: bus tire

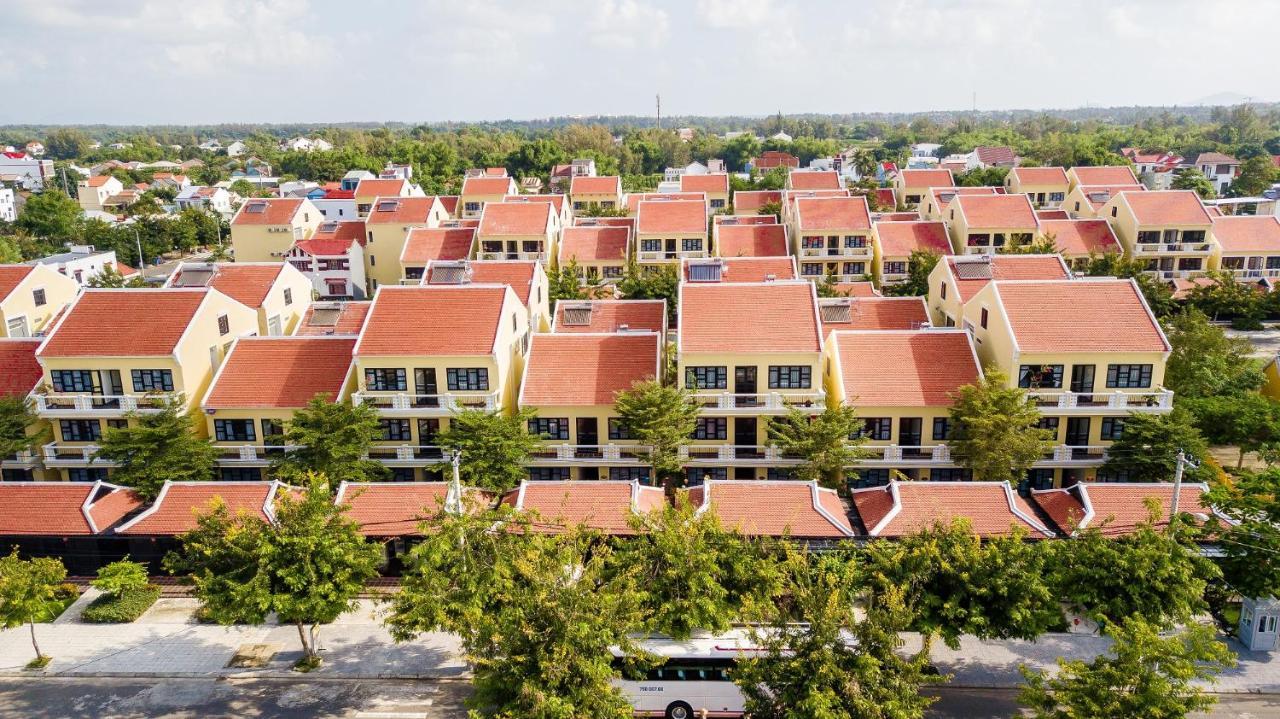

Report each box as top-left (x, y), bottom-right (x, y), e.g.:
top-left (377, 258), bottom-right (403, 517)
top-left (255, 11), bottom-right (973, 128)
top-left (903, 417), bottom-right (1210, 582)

top-left (665, 701), bottom-right (694, 719)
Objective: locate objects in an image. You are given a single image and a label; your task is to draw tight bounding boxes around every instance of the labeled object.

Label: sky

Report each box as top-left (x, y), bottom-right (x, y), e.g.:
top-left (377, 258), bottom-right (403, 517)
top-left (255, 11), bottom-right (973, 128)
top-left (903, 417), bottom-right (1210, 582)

top-left (3, 0), bottom-right (1278, 126)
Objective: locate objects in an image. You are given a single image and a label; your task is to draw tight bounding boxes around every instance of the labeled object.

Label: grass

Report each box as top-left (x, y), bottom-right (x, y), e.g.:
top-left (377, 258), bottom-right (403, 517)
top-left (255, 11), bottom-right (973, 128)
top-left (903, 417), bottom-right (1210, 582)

top-left (81, 586), bottom-right (161, 623)
top-left (293, 654), bottom-right (322, 672)
top-left (25, 655), bottom-right (51, 670)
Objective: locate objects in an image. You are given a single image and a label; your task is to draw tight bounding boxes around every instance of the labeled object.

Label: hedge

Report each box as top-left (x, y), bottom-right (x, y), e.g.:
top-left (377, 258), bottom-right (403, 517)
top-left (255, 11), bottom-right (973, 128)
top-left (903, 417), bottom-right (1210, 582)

top-left (80, 586), bottom-right (161, 623)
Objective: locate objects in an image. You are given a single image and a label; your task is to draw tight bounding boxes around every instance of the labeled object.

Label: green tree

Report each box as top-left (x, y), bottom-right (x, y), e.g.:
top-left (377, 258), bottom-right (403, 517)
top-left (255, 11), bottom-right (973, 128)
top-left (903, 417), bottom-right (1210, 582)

top-left (0, 235), bottom-right (22, 263)
top-left (86, 266), bottom-right (147, 288)
top-left (1099, 408), bottom-right (1213, 483)
top-left (955, 166), bottom-right (1009, 187)
top-left (723, 134), bottom-right (762, 172)
top-left (999, 234), bottom-right (1060, 255)
top-left (91, 558), bottom-right (149, 598)
top-left (229, 179), bottom-right (256, 197)
top-left (43, 128), bottom-right (92, 160)
top-left (767, 406), bottom-right (869, 488)
top-left (1162, 307), bottom-right (1262, 398)
top-left (735, 548), bottom-right (939, 719)
top-left (1181, 392), bottom-right (1280, 468)
top-left (96, 399), bottom-right (216, 500)
top-left (0, 551), bottom-right (67, 666)
top-left (16, 190), bottom-right (82, 246)
top-left (546, 258), bottom-right (587, 310)
top-left (614, 379), bottom-right (700, 484)
top-left (948, 369), bottom-right (1054, 483)
top-left (1204, 468), bottom-right (1280, 600)
top-left (274, 395), bottom-right (388, 486)
top-left (881, 249), bottom-right (940, 296)
top-left (617, 259), bottom-right (679, 321)
top-left (436, 409), bottom-right (540, 493)
top-left (814, 271), bottom-right (843, 297)
top-left (166, 474), bottom-right (381, 669)
top-left (0, 395), bottom-right (42, 463)
top-left (1186, 271), bottom-right (1266, 329)
top-left (1231, 155), bottom-right (1278, 197)
top-left (756, 200), bottom-right (783, 219)
top-left (1171, 168), bottom-right (1216, 199)
top-left (1018, 618), bottom-right (1233, 719)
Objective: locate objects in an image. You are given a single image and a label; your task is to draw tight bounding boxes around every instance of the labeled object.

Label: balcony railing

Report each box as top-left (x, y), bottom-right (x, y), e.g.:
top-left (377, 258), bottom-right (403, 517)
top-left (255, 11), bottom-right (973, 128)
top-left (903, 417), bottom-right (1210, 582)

top-left (638, 249), bottom-right (707, 262)
top-left (364, 445), bottom-right (446, 467)
top-left (690, 391), bottom-right (826, 415)
top-left (476, 250), bottom-right (546, 262)
top-left (1037, 445), bottom-right (1108, 466)
top-left (799, 246), bottom-right (872, 259)
top-left (1224, 268), bottom-right (1280, 279)
top-left (41, 443), bottom-right (116, 468)
top-left (34, 393), bottom-right (175, 416)
top-left (858, 444), bottom-right (954, 465)
top-left (1132, 242), bottom-right (1212, 255)
top-left (213, 444), bottom-right (299, 466)
top-left (680, 445), bottom-right (804, 465)
top-left (0, 450), bottom-right (38, 469)
top-left (528, 444), bottom-right (650, 465)
top-left (353, 391), bottom-right (501, 415)
top-left (1026, 389), bottom-right (1173, 414)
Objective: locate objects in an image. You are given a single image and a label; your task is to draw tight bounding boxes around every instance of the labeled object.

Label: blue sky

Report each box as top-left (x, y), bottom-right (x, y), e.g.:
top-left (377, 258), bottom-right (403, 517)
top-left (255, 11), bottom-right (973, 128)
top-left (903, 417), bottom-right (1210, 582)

top-left (2, 0), bottom-right (1274, 125)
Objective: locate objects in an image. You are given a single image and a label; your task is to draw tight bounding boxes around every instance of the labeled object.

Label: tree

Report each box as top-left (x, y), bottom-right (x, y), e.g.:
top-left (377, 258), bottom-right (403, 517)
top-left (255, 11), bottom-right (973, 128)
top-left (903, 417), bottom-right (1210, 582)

top-left (1162, 307), bottom-right (1262, 398)
top-left (166, 474), bottom-right (381, 669)
top-left (813, 271), bottom-right (843, 297)
top-left (947, 369), bottom-right (1055, 483)
top-left (956, 166), bottom-right (1009, 187)
top-left (435, 409), bottom-right (540, 493)
top-left (757, 200), bottom-right (783, 219)
top-left (860, 521), bottom-right (1061, 649)
top-left (614, 379), bottom-right (700, 484)
top-left (610, 493), bottom-right (781, 640)
top-left (767, 406), bottom-right (869, 488)
top-left (86, 266), bottom-right (147, 288)
top-left (617, 258), bottom-right (679, 321)
top-left (0, 551), bottom-right (67, 667)
top-left (1181, 392), bottom-right (1280, 468)
top-left (999, 234), bottom-right (1060, 255)
top-left (1185, 272), bottom-right (1266, 329)
top-left (1099, 408), bottom-right (1213, 483)
top-left (734, 548), bottom-right (939, 719)
top-left (0, 395), bottom-right (42, 463)
top-left (1231, 155), bottom-right (1278, 197)
top-left (546, 258), bottom-right (587, 310)
top-left (1018, 618), bottom-right (1233, 719)
top-left (1203, 468), bottom-right (1280, 600)
top-left (881, 249), bottom-right (940, 296)
top-left (0, 235), bottom-right (22, 263)
top-left (91, 558), bottom-right (149, 598)
top-left (1171, 168), bottom-right (1216, 199)
top-left (95, 398), bottom-right (216, 500)
top-left (43, 128), bottom-right (92, 160)
top-left (274, 395), bottom-right (388, 486)
top-left (15, 190), bottom-right (82, 246)
top-left (228, 179), bottom-right (256, 197)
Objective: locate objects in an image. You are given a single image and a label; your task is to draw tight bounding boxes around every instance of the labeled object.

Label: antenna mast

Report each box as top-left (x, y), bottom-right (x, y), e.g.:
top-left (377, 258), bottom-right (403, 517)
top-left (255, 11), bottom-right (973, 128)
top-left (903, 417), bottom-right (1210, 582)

top-left (656, 94), bottom-right (661, 129)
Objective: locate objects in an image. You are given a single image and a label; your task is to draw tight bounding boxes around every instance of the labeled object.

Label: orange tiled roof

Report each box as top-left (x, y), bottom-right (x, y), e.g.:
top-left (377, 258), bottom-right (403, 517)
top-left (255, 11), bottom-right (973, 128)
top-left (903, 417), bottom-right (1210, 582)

top-left (929, 186), bottom-right (997, 210)
top-left (232, 198), bottom-right (306, 225)
top-left (0, 339), bottom-right (42, 397)
top-left (39, 289), bottom-right (211, 358)
top-left (833, 329), bottom-right (978, 406)
top-left (401, 227), bottom-right (475, 264)
top-left (994, 279), bottom-right (1168, 353)
top-left (570, 176), bottom-right (621, 195)
top-left (559, 226), bottom-right (630, 263)
top-left (311, 220), bottom-right (366, 246)
top-left (1071, 165), bottom-right (1138, 186)
top-left (479, 202), bottom-right (553, 236)
top-left (354, 286), bottom-right (509, 356)
top-left (875, 221), bottom-right (952, 257)
top-left (1011, 166), bottom-right (1068, 185)
top-left (205, 337), bottom-right (355, 409)
top-left (206, 264), bottom-right (286, 308)
top-left (85, 176), bottom-right (113, 188)
top-left (1036, 209), bottom-right (1070, 220)
top-left (364, 196), bottom-right (440, 225)
top-left (795, 196), bottom-right (871, 232)
top-left (690, 480), bottom-right (856, 538)
top-left (824, 297), bottom-right (930, 332)
top-left (455, 261), bottom-right (539, 307)
top-left (679, 173), bottom-right (729, 194)
top-left (952, 194), bottom-right (1038, 230)
top-left (295, 301), bottom-right (371, 336)
top-left (853, 481), bottom-right (1053, 538)
top-left (717, 223), bottom-right (789, 257)
top-left (682, 257), bottom-right (796, 282)
top-left (1212, 215), bottom-right (1280, 254)
top-left (0, 482), bottom-right (142, 536)
top-left (636, 200), bottom-right (708, 234)
top-left (118, 482), bottom-right (285, 536)
top-left (1039, 219), bottom-right (1120, 256)
top-left (0, 265), bottom-right (34, 301)
top-left (788, 170), bottom-right (842, 190)
top-left (504, 194), bottom-right (566, 214)
top-left (553, 300), bottom-right (665, 333)
top-left (1032, 482), bottom-right (1218, 537)
top-left (1120, 190), bottom-right (1212, 226)
top-left (625, 192), bottom-right (706, 214)
top-left (503, 481), bottom-right (665, 535)
top-left (733, 190), bottom-right (783, 213)
top-left (336, 482), bottom-right (452, 537)
top-left (354, 178), bottom-right (409, 198)
top-left (899, 169), bottom-right (954, 189)
top-left (521, 333), bottom-right (659, 406)
top-left (679, 282), bottom-right (820, 354)
top-left (946, 255), bottom-right (1070, 303)
top-left (834, 281), bottom-right (879, 297)
top-left (461, 176), bottom-right (514, 195)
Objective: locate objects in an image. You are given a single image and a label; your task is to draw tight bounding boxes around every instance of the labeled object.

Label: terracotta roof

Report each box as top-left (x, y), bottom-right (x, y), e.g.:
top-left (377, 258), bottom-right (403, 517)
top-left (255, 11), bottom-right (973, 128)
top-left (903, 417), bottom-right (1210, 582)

top-left (118, 482), bottom-right (285, 536)
top-left (1035, 209), bottom-right (1070, 220)
top-left (1192, 152), bottom-right (1239, 166)
top-left (679, 173), bottom-right (729, 194)
top-left (1212, 215), bottom-right (1280, 254)
top-left (0, 482), bottom-right (142, 536)
top-left (974, 146), bottom-right (1018, 165)
top-left (401, 227), bottom-right (476, 264)
top-left (853, 481), bottom-right (1054, 538)
top-left (690, 480), bottom-right (855, 538)
top-left (833, 281), bottom-right (879, 297)
top-left (461, 176), bottom-right (514, 196)
top-left (553, 300), bottom-right (665, 333)
top-left (929, 186), bottom-right (997, 210)
top-left (1078, 184), bottom-right (1146, 209)
top-left (570, 176), bottom-right (621, 195)
top-left (294, 238), bottom-right (356, 256)
top-left (733, 190), bottom-right (783, 213)
top-left (39, 289), bottom-right (212, 358)
top-left (478, 202), bottom-right (553, 237)
top-left (364, 197), bottom-right (440, 225)
top-left (85, 176), bottom-right (113, 188)
top-left (1034, 219), bottom-right (1117, 256)
top-left (559, 226), bottom-right (630, 263)
top-left (822, 297), bottom-right (930, 333)
top-left (503, 194), bottom-right (565, 214)
top-left (1120, 190), bottom-right (1212, 226)
top-left (295, 301), bottom-right (371, 336)
top-left (502, 481), bottom-right (665, 535)
top-left (795, 196), bottom-right (871, 232)
top-left (354, 286), bottom-right (509, 356)
top-left (952, 194), bottom-right (1038, 230)
top-left (682, 257), bottom-right (797, 282)
top-left (205, 264), bottom-right (286, 308)
top-left (680, 282), bottom-right (820, 353)
top-left (574, 216), bottom-right (634, 229)
top-left (1011, 166), bottom-right (1068, 186)
top-left (1169, 276), bottom-right (1220, 301)
top-left (899, 169), bottom-right (954, 189)
top-left (0, 339), bottom-right (44, 396)
top-left (875, 211), bottom-right (921, 221)
top-left (1032, 482), bottom-right (1218, 537)
top-left (945, 255), bottom-right (1071, 303)
top-left (336, 482), bottom-right (451, 537)
top-left (636, 200), bottom-right (708, 234)
top-left (205, 337), bottom-right (354, 409)
top-left (1071, 166), bottom-right (1138, 186)
top-left (354, 178), bottom-right (409, 198)
top-left (625, 192), bottom-right (706, 214)
top-left (521, 333), bottom-right (659, 406)
top-left (1204, 206), bottom-right (1223, 218)
top-left (0, 265), bottom-right (34, 302)
top-left (716, 223), bottom-right (789, 257)
top-left (433, 261), bottom-right (538, 306)
top-left (437, 196), bottom-right (459, 215)
top-left (832, 329), bottom-right (978, 406)
top-left (232, 198), bottom-right (306, 225)
top-left (788, 170), bottom-right (842, 190)
top-left (875, 221), bottom-right (952, 257)
top-left (311, 220), bottom-right (366, 246)
top-left (994, 279), bottom-right (1168, 353)
top-left (873, 188), bottom-right (897, 209)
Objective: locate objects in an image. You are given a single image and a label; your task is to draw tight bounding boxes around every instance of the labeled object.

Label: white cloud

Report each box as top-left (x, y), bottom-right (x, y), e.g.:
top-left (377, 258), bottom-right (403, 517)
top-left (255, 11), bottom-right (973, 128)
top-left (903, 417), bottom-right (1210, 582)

top-left (588, 0), bottom-right (670, 49)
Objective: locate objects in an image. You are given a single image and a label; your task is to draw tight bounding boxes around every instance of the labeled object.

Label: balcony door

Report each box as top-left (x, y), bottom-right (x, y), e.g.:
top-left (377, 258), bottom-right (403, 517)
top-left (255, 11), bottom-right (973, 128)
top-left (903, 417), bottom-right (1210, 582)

top-left (576, 418), bottom-right (599, 459)
top-left (664, 238), bottom-right (677, 258)
top-left (734, 367), bottom-right (757, 408)
top-left (899, 417), bottom-right (923, 457)
top-left (734, 417), bottom-right (758, 457)
top-left (415, 368), bottom-right (438, 408)
top-left (1069, 364), bottom-right (1095, 404)
top-left (1066, 417), bottom-right (1091, 459)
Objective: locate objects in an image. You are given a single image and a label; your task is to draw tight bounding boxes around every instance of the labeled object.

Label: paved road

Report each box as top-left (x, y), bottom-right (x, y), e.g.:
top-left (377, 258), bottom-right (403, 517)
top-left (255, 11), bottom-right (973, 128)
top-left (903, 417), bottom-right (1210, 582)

top-left (3, 678), bottom-right (1279, 719)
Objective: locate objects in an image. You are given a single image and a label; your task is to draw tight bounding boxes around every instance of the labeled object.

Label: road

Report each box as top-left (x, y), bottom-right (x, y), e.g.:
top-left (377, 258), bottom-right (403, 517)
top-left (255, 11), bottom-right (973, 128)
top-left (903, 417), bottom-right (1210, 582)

top-left (2, 679), bottom-right (1279, 718)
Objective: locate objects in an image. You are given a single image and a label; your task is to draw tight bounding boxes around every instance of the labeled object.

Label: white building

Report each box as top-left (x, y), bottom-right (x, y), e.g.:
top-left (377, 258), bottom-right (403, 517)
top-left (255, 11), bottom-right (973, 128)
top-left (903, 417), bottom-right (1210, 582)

top-left (27, 244), bottom-right (119, 285)
top-left (1189, 152), bottom-right (1241, 195)
top-left (283, 222), bottom-right (367, 299)
top-left (175, 186), bottom-right (233, 215)
top-left (198, 140), bottom-right (223, 152)
top-left (0, 187), bottom-right (14, 222)
top-left (910, 143), bottom-right (942, 159)
top-left (225, 141), bottom-right (246, 157)
top-left (279, 137), bottom-right (333, 153)
top-left (0, 153), bottom-right (54, 190)
top-left (24, 142), bottom-right (44, 157)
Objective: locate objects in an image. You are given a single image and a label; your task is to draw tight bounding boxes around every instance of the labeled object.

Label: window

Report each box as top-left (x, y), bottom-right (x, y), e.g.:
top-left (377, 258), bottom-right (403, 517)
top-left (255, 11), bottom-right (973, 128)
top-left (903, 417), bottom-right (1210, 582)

top-left (106, 419), bottom-right (127, 430)
top-left (59, 419), bottom-right (101, 442)
top-left (1111, 206), bottom-right (1117, 218)
top-left (802, 236), bottom-right (823, 249)
top-left (801, 263), bottom-right (823, 276)
top-left (68, 468), bottom-right (109, 482)
top-left (844, 236), bottom-right (867, 249)
top-left (682, 238), bottom-right (702, 252)
top-left (283, 288), bottom-right (293, 306)
top-left (1269, 257), bottom-right (1280, 270)
top-left (709, 199), bottom-right (725, 209)
top-left (1038, 417), bottom-right (1060, 438)
top-left (842, 262), bottom-right (865, 275)
top-left (1018, 364), bottom-right (1064, 389)
top-left (130, 369), bottom-right (174, 393)
top-left (528, 418), bottom-right (569, 440)
top-left (609, 467), bottom-right (650, 482)
top-left (979, 308), bottom-right (988, 329)
top-left (1106, 364), bottom-right (1152, 388)
top-left (463, 201), bottom-right (480, 212)
top-left (884, 261), bottom-right (906, 275)
top-left (932, 417), bottom-right (951, 441)
top-left (686, 366), bottom-right (727, 390)
top-left (862, 418), bottom-right (891, 441)
top-left (1049, 192), bottom-right (1065, 202)
top-left (446, 368), bottom-right (489, 391)
top-left (640, 239), bottom-right (662, 252)
top-left (220, 467), bottom-right (263, 482)
top-left (932, 468), bottom-right (973, 482)
top-left (940, 282), bottom-right (947, 299)
top-left (32, 288), bottom-right (46, 306)
top-left (693, 417), bottom-right (727, 440)
top-left (214, 419), bottom-right (256, 442)
top-left (217, 314), bottom-right (230, 336)
top-left (602, 266), bottom-right (623, 279)
top-left (1101, 417), bottom-right (1125, 441)
top-left (529, 467), bottom-right (571, 481)
top-left (608, 418), bottom-right (631, 440)
top-left (369, 255), bottom-right (376, 266)
top-left (51, 369), bottom-right (95, 393)
top-left (364, 368), bottom-right (407, 392)
top-left (768, 365), bottom-right (811, 389)
top-left (261, 419), bottom-right (284, 443)
top-left (379, 419), bottom-right (412, 441)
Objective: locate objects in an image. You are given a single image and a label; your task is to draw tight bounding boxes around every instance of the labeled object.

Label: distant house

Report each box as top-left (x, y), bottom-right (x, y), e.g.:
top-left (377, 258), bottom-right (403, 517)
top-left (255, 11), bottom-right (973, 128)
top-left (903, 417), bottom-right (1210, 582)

top-left (967, 146), bottom-right (1020, 169)
top-left (198, 140), bottom-right (223, 152)
top-left (225, 141), bottom-right (246, 157)
top-left (750, 150), bottom-right (800, 172)
top-left (1188, 152), bottom-right (1241, 195)
top-left (26, 244), bottom-right (121, 286)
top-left (279, 137), bottom-right (333, 153)
top-left (175, 186), bottom-right (232, 215)
top-left (1121, 148), bottom-right (1182, 191)
top-left (24, 142), bottom-right (44, 157)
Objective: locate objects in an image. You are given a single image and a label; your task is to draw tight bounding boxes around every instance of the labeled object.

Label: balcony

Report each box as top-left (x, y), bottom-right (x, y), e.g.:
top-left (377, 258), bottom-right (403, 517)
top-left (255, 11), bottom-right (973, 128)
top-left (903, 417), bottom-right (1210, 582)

top-left (799, 245), bottom-right (872, 260)
top-left (528, 444), bottom-right (650, 466)
top-left (638, 249), bottom-right (708, 263)
top-left (41, 443), bottom-right (116, 468)
top-left (1035, 445), bottom-right (1108, 467)
top-left (680, 445), bottom-right (804, 466)
top-left (364, 445), bottom-right (446, 467)
top-left (34, 393), bottom-right (176, 418)
top-left (1153, 269), bottom-right (1207, 280)
top-left (1131, 241), bottom-right (1212, 255)
top-left (1026, 389), bottom-right (1174, 415)
top-left (690, 391), bottom-right (826, 415)
top-left (881, 272), bottom-right (909, 285)
top-left (1224, 267), bottom-right (1280, 280)
top-left (0, 450), bottom-right (38, 470)
top-left (353, 391), bottom-right (501, 416)
top-left (858, 444), bottom-right (953, 467)
top-left (213, 444), bottom-right (299, 467)
top-left (475, 250), bottom-right (547, 262)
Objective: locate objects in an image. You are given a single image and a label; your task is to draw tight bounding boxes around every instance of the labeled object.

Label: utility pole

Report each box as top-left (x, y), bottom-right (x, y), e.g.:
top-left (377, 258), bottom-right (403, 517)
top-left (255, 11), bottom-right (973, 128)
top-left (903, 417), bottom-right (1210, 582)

top-left (133, 227), bottom-right (144, 269)
top-left (1171, 449), bottom-right (1198, 523)
top-left (656, 94), bottom-right (661, 130)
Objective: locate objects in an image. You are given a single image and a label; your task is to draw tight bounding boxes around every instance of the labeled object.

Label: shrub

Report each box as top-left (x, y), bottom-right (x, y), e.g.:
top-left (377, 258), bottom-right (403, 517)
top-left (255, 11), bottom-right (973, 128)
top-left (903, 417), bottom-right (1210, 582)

top-left (80, 586), bottom-right (161, 623)
top-left (91, 559), bottom-right (149, 598)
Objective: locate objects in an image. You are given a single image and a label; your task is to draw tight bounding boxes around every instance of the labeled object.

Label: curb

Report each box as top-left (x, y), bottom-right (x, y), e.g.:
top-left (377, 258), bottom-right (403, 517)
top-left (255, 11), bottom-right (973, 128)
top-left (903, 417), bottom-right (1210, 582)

top-left (0, 670), bottom-right (471, 681)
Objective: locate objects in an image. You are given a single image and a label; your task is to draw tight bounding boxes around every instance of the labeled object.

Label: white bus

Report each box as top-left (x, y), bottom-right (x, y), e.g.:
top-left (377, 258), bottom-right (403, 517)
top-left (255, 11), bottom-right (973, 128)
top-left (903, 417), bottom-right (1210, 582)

top-left (613, 631), bottom-right (762, 719)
